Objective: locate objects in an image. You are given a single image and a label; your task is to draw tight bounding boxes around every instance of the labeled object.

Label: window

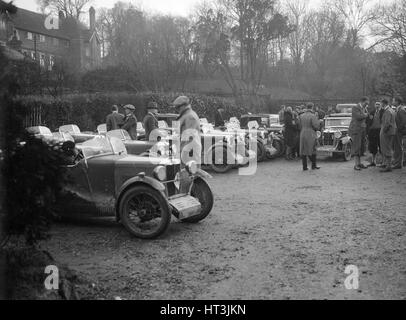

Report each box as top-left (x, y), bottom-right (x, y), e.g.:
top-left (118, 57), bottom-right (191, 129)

top-left (27, 32), bottom-right (33, 40)
top-left (0, 19), bottom-right (6, 30)
top-left (53, 37), bottom-right (58, 46)
top-left (85, 47), bottom-right (90, 57)
top-left (64, 40), bottom-right (69, 47)
top-left (49, 55), bottom-right (54, 70)
top-left (39, 53), bottom-right (45, 67)
top-left (39, 34), bottom-right (45, 42)
top-left (30, 51), bottom-right (36, 60)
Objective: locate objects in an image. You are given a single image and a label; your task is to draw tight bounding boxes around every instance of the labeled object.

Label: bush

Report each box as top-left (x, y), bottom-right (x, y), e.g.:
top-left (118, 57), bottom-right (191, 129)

top-left (1, 98), bottom-right (66, 245)
top-left (14, 92), bottom-right (248, 131)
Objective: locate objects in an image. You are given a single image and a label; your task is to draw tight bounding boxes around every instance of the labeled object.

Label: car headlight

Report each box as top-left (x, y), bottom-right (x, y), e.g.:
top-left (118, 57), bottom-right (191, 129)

top-left (186, 161), bottom-right (198, 175)
top-left (153, 166), bottom-right (167, 181)
top-left (334, 131), bottom-right (342, 139)
top-left (316, 131), bottom-right (322, 139)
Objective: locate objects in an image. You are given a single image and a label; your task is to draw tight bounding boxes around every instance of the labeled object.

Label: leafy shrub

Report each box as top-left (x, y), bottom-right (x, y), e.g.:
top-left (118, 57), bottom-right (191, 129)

top-left (14, 92), bottom-right (248, 131)
top-left (1, 99), bottom-right (66, 245)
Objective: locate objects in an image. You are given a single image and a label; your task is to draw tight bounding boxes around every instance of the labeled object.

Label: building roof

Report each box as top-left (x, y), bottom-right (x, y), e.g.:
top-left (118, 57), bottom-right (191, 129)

top-left (10, 7), bottom-right (93, 41)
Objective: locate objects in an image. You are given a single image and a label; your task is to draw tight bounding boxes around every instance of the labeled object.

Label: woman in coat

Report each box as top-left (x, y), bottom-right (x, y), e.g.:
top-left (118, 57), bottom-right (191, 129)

top-left (299, 103), bottom-right (321, 171)
top-left (284, 107), bottom-right (298, 160)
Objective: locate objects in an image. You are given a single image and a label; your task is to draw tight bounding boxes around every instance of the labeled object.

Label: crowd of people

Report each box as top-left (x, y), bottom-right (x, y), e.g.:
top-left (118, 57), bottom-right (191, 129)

top-left (278, 96), bottom-right (406, 172)
top-left (104, 95), bottom-right (406, 173)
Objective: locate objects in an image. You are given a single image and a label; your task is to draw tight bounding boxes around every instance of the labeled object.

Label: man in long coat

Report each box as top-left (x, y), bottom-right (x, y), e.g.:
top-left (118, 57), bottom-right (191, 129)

top-left (349, 97), bottom-right (369, 171)
top-left (122, 104), bottom-right (138, 140)
top-left (380, 99), bottom-right (397, 172)
top-left (299, 103), bottom-right (321, 171)
top-left (392, 96), bottom-right (406, 169)
top-left (172, 96), bottom-right (201, 166)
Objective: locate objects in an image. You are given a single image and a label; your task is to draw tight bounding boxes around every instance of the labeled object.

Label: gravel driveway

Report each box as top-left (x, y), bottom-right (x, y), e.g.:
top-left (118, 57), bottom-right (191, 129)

top-left (43, 157), bottom-right (406, 300)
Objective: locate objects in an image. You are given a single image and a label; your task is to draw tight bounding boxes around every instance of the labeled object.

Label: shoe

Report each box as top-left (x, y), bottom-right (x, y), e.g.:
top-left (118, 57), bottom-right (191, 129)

top-left (367, 163), bottom-right (376, 167)
top-left (303, 168), bottom-right (309, 171)
top-left (312, 166), bottom-right (321, 170)
top-left (380, 167), bottom-right (392, 172)
top-left (354, 166), bottom-right (362, 171)
top-left (359, 164), bottom-right (368, 169)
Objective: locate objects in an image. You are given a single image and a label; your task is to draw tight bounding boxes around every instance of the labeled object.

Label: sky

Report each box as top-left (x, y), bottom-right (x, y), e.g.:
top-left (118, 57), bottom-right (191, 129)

top-left (14, 0), bottom-right (324, 16)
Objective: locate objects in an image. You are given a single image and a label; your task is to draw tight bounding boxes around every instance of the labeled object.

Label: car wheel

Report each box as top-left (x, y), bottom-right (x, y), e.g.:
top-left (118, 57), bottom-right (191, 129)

top-left (343, 143), bottom-right (352, 161)
top-left (270, 139), bottom-right (283, 158)
top-left (182, 178), bottom-right (214, 223)
top-left (208, 146), bottom-right (233, 173)
top-left (119, 185), bottom-right (171, 239)
top-left (256, 140), bottom-right (266, 162)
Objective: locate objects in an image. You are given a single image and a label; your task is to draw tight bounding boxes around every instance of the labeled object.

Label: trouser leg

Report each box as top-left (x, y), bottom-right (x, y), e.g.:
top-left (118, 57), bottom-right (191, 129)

top-left (302, 156), bottom-right (308, 170)
top-left (393, 133), bottom-right (404, 167)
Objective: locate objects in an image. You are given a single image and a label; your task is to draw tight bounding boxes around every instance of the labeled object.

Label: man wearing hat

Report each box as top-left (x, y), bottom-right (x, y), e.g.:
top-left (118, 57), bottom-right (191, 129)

top-left (106, 105), bottom-right (124, 132)
top-left (122, 104), bottom-right (138, 140)
top-left (172, 96), bottom-right (201, 165)
top-left (214, 105), bottom-right (226, 129)
top-left (143, 101), bottom-right (159, 141)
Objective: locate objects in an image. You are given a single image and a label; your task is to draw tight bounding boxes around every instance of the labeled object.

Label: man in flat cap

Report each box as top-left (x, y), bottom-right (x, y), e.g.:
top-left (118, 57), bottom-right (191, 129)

top-left (122, 104), bottom-right (138, 140)
top-left (143, 101), bottom-right (159, 141)
top-left (172, 96), bottom-right (201, 165)
top-left (106, 105), bottom-right (124, 132)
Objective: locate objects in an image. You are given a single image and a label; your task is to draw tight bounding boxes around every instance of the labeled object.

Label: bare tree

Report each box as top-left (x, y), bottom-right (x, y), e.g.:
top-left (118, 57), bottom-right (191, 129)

top-left (37, 0), bottom-right (92, 20)
top-left (284, 0), bottom-right (310, 72)
top-left (369, 0), bottom-right (406, 55)
top-left (330, 0), bottom-right (375, 48)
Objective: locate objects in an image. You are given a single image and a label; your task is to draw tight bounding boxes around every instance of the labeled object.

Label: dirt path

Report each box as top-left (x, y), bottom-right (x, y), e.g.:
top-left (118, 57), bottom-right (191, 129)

top-left (42, 157), bottom-right (406, 300)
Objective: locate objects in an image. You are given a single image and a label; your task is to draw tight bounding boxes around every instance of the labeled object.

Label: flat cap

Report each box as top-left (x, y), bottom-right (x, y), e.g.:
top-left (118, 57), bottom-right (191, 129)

top-left (147, 101), bottom-right (158, 110)
top-left (172, 96), bottom-right (190, 108)
top-left (123, 104), bottom-right (136, 111)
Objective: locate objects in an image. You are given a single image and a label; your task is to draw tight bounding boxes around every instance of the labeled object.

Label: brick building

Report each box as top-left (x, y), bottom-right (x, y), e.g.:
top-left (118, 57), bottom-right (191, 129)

top-left (0, 5), bottom-right (101, 72)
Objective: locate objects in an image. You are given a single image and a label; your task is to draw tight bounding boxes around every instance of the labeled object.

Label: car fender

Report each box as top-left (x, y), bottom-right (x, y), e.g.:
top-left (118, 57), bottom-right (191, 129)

top-left (115, 175), bottom-right (167, 221)
top-left (204, 142), bottom-right (236, 163)
top-left (195, 168), bottom-right (212, 180)
top-left (341, 136), bottom-right (352, 145)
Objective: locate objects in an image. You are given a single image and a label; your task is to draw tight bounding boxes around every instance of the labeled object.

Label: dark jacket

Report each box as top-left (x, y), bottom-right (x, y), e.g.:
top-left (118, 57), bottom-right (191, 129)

top-left (349, 103), bottom-right (367, 136)
top-left (381, 107), bottom-right (397, 136)
top-left (395, 105), bottom-right (406, 135)
top-left (284, 110), bottom-right (298, 147)
top-left (143, 112), bottom-right (158, 141)
top-left (122, 114), bottom-right (138, 140)
top-left (106, 112), bottom-right (124, 132)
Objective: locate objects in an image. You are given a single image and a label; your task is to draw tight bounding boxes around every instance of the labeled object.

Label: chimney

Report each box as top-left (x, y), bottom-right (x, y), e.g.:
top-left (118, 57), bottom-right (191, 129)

top-left (89, 6), bottom-right (95, 30)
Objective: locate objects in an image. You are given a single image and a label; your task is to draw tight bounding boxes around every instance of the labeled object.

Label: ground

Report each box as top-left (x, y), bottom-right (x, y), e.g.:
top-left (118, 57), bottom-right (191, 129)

top-left (42, 157), bottom-right (406, 300)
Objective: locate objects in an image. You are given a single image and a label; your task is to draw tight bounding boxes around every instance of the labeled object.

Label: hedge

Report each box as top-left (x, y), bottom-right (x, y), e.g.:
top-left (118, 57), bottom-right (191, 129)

top-left (14, 92), bottom-right (248, 132)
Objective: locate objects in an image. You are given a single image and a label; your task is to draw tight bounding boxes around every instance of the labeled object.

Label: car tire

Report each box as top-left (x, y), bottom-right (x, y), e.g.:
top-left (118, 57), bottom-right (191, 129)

top-left (208, 146), bottom-right (233, 174)
top-left (343, 143), bottom-right (352, 161)
top-left (267, 139), bottom-right (284, 159)
top-left (119, 185), bottom-right (171, 239)
top-left (256, 140), bottom-right (266, 162)
top-left (182, 178), bottom-right (214, 223)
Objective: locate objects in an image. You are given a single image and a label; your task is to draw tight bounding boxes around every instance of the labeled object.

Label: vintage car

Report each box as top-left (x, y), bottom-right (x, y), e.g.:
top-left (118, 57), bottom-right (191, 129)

top-left (336, 104), bottom-right (356, 114)
top-left (105, 129), bottom-right (174, 158)
top-left (97, 122), bottom-right (146, 140)
top-left (26, 126), bottom-right (74, 143)
top-left (239, 114), bottom-right (285, 160)
top-left (59, 124), bottom-right (98, 143)
top-left (316, 114), bottom-right (352, 161)
top-left (240, 114), bottom-right (283, 133)
top-left (57, 136), bottom-right (214, 239)
top-left (157, 114), bottom-right (256, 173)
